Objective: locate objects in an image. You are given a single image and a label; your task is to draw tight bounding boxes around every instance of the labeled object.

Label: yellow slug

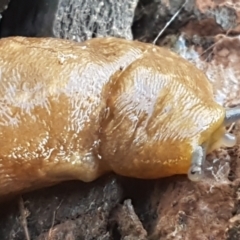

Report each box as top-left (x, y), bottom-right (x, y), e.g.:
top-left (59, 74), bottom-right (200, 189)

top-left (0, 36), bottom-right (238, 197)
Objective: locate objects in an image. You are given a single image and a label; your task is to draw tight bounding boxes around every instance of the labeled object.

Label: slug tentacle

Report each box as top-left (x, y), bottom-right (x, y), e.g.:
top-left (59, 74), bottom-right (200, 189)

top-left (221, 132), bottom-right (236, 147)
top-left (188, 145), bottom-right (206, 182)
top-left (224, 106), bottom-right (240, 126)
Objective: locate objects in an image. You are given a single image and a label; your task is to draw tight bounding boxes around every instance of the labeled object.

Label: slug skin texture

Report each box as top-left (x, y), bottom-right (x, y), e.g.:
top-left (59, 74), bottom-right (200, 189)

top-left (0, 37), bottom-right (225, 196)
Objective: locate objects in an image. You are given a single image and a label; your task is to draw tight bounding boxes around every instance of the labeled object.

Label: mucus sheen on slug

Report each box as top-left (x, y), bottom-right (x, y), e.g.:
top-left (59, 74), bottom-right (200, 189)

top-left (0, 36), bottom-right (226, 197)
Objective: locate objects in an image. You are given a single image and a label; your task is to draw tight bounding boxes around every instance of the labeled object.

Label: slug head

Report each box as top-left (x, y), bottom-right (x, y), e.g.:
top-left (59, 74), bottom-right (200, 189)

top-left (207, 106), bottom-right (240, 151)
top-left (188, 106), bottom-right (240, 182)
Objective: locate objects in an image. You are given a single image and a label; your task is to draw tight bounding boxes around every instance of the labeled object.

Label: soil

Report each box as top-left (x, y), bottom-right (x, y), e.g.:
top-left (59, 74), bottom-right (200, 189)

top-left (1, 0), bottom-right (240, 239)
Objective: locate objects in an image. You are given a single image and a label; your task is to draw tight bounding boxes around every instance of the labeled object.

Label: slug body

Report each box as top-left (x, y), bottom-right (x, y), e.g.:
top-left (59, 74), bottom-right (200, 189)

top-left (0, 37), bottom-right (235, 196)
